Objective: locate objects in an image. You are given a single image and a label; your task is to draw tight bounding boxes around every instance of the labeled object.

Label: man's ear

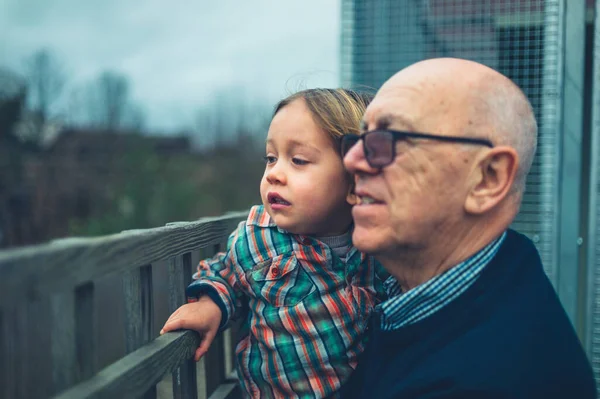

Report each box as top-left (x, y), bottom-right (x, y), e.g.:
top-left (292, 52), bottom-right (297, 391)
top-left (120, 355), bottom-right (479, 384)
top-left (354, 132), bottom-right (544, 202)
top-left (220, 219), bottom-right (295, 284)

top-left (464, 146), bottom-right (518, 215)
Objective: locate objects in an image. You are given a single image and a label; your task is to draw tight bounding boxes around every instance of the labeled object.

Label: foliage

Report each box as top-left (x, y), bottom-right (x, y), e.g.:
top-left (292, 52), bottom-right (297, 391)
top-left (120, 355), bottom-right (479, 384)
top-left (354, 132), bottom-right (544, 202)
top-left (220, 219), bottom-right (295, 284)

top-left (68, 135), bottom-right (265, 236)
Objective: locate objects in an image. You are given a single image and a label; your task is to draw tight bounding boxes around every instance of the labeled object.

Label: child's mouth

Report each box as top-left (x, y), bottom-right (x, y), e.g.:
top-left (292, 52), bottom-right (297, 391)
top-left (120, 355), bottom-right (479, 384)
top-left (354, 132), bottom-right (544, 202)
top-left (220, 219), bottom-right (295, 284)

top-left (268, 192), bottom-right (291, 208)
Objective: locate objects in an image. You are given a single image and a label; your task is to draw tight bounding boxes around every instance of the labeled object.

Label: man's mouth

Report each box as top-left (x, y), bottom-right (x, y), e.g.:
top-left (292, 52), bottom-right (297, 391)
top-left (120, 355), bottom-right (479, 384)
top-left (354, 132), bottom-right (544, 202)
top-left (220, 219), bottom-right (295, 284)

top-left (268, 192), bottom-right (291, 206)
top-left (355, 193), bottom-right (383, 205)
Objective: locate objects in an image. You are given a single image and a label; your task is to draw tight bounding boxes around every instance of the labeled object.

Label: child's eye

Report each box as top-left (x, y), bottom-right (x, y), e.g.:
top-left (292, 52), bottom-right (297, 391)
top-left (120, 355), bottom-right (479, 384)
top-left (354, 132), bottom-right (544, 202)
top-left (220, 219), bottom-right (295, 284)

top-left (263, 156), bottom-right (277, 165)
top-left (292, 158), bottom-right (309, 165)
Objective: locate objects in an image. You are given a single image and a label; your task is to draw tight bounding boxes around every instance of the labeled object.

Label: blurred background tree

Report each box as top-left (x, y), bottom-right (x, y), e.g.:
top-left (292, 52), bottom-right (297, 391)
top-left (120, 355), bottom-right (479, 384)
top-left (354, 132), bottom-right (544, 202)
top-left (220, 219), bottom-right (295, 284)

top-left (24, 49), bottom-right (65, 131)
top-left (0, 48), bottom-right (269, 248)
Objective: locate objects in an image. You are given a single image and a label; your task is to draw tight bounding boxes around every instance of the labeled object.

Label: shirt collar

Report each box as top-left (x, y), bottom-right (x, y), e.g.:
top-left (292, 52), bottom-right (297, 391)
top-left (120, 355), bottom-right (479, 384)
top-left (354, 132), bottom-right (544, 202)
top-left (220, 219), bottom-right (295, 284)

top-left (247, 205), bottom-right (358, 248)
top-left (379, 232), bottom-right (507, 330)
top-left (247, 205), bottom-right (277, 228)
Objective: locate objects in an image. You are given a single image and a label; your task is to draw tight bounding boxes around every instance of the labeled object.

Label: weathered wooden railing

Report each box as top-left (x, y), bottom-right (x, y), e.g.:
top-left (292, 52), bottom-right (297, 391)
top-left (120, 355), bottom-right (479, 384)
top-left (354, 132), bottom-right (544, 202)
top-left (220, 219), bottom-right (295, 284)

top-left (0, 211), bottom-right (248, 399)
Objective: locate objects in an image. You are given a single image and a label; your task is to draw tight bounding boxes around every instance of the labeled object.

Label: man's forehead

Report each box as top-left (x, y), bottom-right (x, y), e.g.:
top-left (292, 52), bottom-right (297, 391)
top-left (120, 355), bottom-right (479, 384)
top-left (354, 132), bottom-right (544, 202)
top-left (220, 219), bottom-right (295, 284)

top-left (361, 112), bottom-right (418, 132)
top-left (362, 92), bottom-right (421, 131)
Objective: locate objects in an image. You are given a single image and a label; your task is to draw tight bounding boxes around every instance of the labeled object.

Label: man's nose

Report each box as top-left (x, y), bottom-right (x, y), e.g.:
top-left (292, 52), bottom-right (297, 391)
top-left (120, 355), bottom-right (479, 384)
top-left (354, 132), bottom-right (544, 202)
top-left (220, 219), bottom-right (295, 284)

top-left (266, 163), bottom-right (287, 185)
top-left (343, 140), bottom-right (378, 175)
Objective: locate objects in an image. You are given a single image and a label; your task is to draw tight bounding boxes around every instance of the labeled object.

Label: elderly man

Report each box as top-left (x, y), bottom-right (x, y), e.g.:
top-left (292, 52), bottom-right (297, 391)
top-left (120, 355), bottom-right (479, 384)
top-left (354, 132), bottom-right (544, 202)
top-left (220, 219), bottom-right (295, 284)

top-left (340, 58), bottom-right (595, 398)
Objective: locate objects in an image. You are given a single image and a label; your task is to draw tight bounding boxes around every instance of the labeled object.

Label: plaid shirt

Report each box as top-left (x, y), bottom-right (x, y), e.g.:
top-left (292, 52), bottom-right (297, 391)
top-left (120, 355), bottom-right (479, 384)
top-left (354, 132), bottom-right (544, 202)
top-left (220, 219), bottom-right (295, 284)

top-left (187, 205), bottom-right (387, 398)
top-left (379, 232), bottom-right (506, 330)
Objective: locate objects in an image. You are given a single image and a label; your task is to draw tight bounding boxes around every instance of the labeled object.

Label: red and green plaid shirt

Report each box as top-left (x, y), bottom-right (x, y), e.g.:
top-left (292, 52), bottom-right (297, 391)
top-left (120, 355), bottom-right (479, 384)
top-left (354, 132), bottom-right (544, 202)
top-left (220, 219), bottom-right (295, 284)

top-left (187, 205), bottom-right (387, 398)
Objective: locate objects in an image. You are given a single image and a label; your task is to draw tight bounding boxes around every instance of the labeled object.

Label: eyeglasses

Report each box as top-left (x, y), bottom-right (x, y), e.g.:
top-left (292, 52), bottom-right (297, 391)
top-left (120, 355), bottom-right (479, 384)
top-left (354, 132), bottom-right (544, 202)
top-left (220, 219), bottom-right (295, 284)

top-left (341, 129), bottom-right (494, 168)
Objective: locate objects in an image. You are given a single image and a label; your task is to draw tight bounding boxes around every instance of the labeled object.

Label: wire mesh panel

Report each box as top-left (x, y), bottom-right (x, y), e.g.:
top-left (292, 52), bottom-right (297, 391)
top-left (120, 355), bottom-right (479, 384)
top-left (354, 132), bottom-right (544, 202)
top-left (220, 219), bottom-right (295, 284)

top-left (340, 0), bottom-right (562, 285)
top-left (587, 0), bottom-right (600, 393)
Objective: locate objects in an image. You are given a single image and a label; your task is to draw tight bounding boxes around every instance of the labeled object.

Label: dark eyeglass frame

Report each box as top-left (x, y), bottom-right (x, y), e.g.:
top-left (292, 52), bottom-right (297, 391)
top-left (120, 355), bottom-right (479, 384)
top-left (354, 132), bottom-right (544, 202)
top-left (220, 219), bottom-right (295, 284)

top-left (341, 129), bottom-right (494, 168)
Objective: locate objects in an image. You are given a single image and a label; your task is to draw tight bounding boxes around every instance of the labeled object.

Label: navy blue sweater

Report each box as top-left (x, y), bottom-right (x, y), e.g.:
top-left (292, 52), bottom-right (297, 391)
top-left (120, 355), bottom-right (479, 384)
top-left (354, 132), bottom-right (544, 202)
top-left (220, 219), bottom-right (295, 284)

top-left (341, 230), bottom-right (595, 399)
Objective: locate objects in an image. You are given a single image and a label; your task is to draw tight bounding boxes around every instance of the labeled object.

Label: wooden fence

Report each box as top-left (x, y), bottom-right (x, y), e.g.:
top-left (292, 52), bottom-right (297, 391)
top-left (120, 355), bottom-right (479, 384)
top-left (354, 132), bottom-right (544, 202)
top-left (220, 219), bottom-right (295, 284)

top-left (0, 211), bottom-right (248, 399)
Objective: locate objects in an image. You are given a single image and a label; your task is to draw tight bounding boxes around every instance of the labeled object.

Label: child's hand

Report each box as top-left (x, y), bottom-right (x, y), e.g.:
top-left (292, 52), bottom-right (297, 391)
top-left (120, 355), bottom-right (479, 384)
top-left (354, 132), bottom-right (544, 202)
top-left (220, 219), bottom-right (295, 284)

top-left (160, 295), bottom-right (223, 361)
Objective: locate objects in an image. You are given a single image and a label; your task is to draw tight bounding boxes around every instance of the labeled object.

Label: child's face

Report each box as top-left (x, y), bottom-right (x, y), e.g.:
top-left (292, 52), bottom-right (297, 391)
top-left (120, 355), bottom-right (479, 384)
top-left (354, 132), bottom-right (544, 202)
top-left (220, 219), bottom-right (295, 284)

top-left (260, 98), bottom-right (354, 236)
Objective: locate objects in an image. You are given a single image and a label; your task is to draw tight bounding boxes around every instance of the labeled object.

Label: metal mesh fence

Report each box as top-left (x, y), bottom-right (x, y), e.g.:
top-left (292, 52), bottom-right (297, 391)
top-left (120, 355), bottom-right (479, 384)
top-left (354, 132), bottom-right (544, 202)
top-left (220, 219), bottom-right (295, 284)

top-left (587, 0), bottom-right (600, 392)
top-left (340, 0), bottom-right (562, 285)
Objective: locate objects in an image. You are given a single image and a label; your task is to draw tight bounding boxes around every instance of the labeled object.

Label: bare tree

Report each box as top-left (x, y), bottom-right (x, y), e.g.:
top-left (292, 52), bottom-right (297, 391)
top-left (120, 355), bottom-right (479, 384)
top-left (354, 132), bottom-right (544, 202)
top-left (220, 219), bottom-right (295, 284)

top-left (97, 71), bottom-right (128, 130)
top-left (0, 68), bottom-right (32, 247)
top-left (24, 49), bottom-right (65, 125)
top-left (194, 86), bottom-right (270, 150)
top-left (83, 70), bottom-right (145, 131)
top-left (123, 103), bottom-right (146, 131)
top-left (0, 68), bottom-right (26, 138)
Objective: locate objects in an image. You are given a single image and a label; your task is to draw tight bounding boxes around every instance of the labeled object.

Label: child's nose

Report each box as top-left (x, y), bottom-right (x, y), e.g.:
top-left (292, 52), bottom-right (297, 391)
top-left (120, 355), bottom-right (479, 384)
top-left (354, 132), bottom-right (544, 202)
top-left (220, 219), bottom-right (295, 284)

top-left (266, 164), bottom-right (286, 185)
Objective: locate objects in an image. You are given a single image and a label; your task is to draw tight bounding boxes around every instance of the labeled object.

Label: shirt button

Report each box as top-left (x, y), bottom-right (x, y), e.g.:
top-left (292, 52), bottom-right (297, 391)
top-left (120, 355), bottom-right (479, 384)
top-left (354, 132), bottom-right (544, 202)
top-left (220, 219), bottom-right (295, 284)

top-left (271, 267), bottom-right (280, 277)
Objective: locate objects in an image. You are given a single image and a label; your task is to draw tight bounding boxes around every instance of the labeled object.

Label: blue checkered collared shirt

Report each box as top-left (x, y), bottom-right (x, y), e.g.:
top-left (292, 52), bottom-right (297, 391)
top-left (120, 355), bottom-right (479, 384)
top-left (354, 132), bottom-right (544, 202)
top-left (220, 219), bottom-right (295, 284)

top-left (378, 232), bottom-right (506, 330)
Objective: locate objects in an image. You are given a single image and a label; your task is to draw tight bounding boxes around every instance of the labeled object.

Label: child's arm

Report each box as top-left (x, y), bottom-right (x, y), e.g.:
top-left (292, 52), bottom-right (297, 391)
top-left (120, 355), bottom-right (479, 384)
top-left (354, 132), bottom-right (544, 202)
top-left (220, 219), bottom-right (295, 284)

top-left (185, 223), bottom-right (245, 328)
top-left (160, 295), bottom-right (222, 361)
top-left (161, 222), bottom-right (245, 361)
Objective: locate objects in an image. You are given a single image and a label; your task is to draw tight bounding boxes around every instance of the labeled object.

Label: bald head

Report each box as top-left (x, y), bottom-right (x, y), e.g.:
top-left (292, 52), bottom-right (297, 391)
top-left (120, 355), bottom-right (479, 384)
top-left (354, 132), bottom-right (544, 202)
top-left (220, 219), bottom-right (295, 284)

top-left (380, 58), bottom-right (537, 195)
top-left (346, 58), bottom-right (538, 285)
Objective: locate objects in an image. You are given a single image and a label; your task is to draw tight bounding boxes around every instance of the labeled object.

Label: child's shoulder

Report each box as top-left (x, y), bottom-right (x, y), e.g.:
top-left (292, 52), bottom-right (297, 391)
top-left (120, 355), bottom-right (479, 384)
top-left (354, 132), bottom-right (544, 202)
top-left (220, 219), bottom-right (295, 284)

top-left (246, 205), bottom-right (277, 228)
top-left (230, 205), bottom-right (294, 264)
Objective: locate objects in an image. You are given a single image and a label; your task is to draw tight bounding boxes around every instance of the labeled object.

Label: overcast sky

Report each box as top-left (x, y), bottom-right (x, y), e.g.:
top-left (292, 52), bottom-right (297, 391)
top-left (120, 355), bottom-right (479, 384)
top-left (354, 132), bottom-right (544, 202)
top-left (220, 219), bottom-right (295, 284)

top-left (0, 0), bottom-right (341, 133)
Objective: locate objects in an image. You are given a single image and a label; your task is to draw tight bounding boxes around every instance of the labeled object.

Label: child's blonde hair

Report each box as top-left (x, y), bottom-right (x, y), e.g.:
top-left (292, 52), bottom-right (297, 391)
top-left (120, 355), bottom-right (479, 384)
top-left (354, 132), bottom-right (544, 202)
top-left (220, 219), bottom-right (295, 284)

top-left (273, 88), bottom-right (373, 148)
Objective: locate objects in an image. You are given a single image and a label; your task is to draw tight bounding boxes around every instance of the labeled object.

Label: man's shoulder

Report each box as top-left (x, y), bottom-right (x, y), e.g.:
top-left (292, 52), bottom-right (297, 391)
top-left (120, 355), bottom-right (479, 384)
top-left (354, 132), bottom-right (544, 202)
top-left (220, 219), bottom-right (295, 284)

top-left (363, 331), bottom-right (595, 399)
top-left (436, 291), bottom-right (595, 397)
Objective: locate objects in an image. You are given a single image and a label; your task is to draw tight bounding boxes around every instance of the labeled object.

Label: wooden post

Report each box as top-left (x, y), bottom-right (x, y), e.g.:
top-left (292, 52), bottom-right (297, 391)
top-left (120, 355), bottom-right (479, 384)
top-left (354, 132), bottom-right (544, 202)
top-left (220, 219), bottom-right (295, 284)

top-left (226, 319), bottom-right (241, 380)
top-left (76, 282), bottom-right (96, 381)
top-left (205, 333), bottom-right (226, 396)
top-left (0, 306), bottom-right (27, 398)
top-left (50, 282), bottom-right (97, 396)
top-left (123, 264), bottom-right (156, 399)
top-left (50, 291), bottom-right (78, 394)
top-left (169, 252), bottom-right (198, 399)
top-left (0, 309), bottom-right (8, 398)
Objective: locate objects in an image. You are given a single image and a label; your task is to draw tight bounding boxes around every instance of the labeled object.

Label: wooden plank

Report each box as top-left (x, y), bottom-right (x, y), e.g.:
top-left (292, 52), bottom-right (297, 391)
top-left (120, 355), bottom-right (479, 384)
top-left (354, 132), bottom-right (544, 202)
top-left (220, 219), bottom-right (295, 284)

top-left (123, 265), bottom-right (154, 353)
top-left (0, 309), bottom-right (13, 398)
top-left (0, 310), bottom-right (7, 398)
top-left (53, 330), bottom-right (200, 399)
top-left (223, 329), bottom-right (233, 376)
top-left (205, 333), bottom-right (226, 397)
top-left (75, 282), bottom-right (96, 381)
top-left (226, 318), bottom-right (242, 379)
top-left (123, 265), bottom-right (156, 399)
top-left (25, 298), bottom-right (54, 399)
top-left (50, 283), bottom-right (96, 395)
top-left (51, 291), bottom-right (78, 394)
top-left (204, 243), bottom-right (227, 397)
top-left (169, 253), bottom-right (198, 399)
top-left (0, 306), bottom-right (28, 398)
top-left (196, 356), bottom-right (208, 399)
top-left (0, 212), bottom-right (247, 311)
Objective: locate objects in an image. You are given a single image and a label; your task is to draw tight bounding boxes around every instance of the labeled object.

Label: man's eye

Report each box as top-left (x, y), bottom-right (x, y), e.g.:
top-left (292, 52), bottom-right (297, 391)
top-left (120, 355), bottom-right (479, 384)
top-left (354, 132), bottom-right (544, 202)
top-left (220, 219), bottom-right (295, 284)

top-left (264, 156), bottom-right (277, 164)
top-left (292, 158), bottom-right (309, 165)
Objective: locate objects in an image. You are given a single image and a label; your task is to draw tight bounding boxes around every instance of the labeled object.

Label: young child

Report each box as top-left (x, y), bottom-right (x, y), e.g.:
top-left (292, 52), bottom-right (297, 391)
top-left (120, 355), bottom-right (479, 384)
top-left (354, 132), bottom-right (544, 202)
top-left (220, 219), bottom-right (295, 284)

top-left (161, 88), bottom-right (387, 398)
